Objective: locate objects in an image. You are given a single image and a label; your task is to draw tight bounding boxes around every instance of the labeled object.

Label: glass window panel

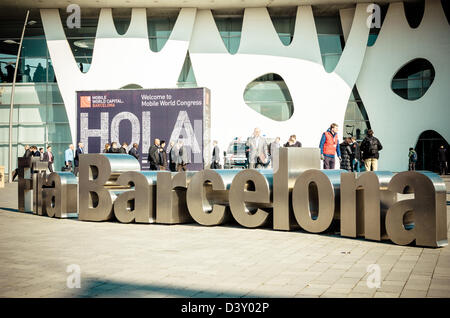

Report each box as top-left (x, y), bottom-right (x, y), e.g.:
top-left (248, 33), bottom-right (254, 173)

top-left (344, 101), bottom-right (357, 121)
top-left (47, 123), bottom-right (72, 143)
top-left (367, 34), bottom-right (378, 47)
top-left (0, 58), bottom-right (18, 83)
top-left (0, 83), bottom-right (47, 105)
top-left (0, 143), bottom-right (19, 172)
top-left (18, 105), bottom-right (46, 123)
top-left (47, 104), bottom-right (69, 123)
top-left (244, 75), bottom-right (293, 122)
top-left (318, 35), bottom-right (342, 54)
top-left (315, 16), bottom-right (342, 35)
top-left (21, 38), bottom-right (48, 57)
top-left (69, 38), bottom-right (95, 58)
top-left (0, 41), bottom-right (18, 59)
top-left (0, 105), bottom-right (19, 123)
top-left (46, 84), bottom-right (64, 104)
top-left (228, 37), bottom-right (240, 54)
top-left (74, 57), bottom-right (91, 74)
top-left (18, 124), bottom-right (46, 143)
top-left (21, 57), bottom-right (47, 83)
top-left (279, 35), bottom-right (291, 46)
top-left (322, 54), bottom-right (341, 73)
top-left (0, 125), bottom-right (18, 143)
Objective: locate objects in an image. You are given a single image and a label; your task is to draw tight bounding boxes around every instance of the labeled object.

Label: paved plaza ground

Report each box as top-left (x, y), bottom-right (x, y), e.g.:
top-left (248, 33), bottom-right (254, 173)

top-left (0, 179), bottom-right (449, 298)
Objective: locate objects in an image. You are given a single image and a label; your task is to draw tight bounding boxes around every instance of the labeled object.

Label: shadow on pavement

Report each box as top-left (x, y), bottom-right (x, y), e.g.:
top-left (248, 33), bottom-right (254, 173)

top-left (73, 277), bottom-right (261, 298)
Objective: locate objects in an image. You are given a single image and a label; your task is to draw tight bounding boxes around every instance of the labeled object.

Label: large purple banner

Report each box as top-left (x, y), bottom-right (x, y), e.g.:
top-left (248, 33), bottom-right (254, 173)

top-left (76, 88), bottom-right (211, 171)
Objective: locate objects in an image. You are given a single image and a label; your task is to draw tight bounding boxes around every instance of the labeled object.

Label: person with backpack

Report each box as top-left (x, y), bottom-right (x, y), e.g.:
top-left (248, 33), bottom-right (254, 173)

top-left (360, 129), bottom-right (382, 171)
top-left (408, 147), bottom-right (418, 171)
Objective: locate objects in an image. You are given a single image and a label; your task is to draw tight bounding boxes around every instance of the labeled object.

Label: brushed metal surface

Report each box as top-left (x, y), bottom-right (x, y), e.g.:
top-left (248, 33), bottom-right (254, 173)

top-left (386, 171), bottom-right (448, 247)
top-left (273, 147), bottom-right (321, 231)
top-left (78, 154), bottom-right (114, 221)
top-left (43, 172), bottom-right (78, 218)
top-left (156, 171), bottom-right (194, 224)
top-left (113, 171), bottom-right (156, 223)
top-left (229, 169), bottom-right (271, 228)
top-left (292, 169), bottom-right (335, 233)
top-left (186, 169), bottom-right (230, 226)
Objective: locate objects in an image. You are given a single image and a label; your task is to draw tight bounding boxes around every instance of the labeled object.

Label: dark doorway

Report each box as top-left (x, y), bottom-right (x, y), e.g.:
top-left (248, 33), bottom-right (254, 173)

top-left (415, 130), bottom-right (449, 172)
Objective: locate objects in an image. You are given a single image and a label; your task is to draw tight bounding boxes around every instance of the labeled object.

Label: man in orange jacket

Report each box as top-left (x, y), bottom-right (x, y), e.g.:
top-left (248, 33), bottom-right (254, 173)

top-left (319, 123), bottom-right (341, 169)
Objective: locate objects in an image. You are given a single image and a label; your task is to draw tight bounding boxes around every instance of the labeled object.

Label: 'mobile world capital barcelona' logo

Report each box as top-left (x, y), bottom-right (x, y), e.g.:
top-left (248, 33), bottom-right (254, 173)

top-left (80, 96), bottom-right (91, 108)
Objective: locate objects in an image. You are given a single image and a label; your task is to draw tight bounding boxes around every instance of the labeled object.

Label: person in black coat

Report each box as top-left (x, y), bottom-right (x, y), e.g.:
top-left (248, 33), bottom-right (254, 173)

top-left (74, 142), bottom-right (84, 176)
top-left (109, 142), bottom-right (120, 153)
top-left (148, 138), bottom-right (160, 170)
top-left (128, 143), bottom-right (139, 160)
top-left (360, 129), bottom-right (383, 171)
top-left (119, 142), bottom-right (128, 154)
top-left (339, 138), bottom-right (353, 171)
top-left (158, 140), bottom-right (167, 170)
top-left (438, 145), bottom-right (448, 175)
top-left (284, 134), bottom-right (302, 148)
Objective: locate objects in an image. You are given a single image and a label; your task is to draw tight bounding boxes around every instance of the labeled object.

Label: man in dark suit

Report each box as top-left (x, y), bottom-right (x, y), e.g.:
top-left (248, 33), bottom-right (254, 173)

top-left (23, 145), bottom-right (31, 158)
top-left (168, 141), bottom-right (177, 172)
top-left (109, 142), bottom-right (120, 153)
top-left (159, 140), bottom-right (167, 170)
top-left (119, 142), bottom-right (128, 154)
top-left (74, 142), bottom-right (84, 176)
top-left (148, 138), bottom-right (160, 170)
top-left (128, 143), bottom-right (139, 160)
top-left (42, 146), bottom-right (54, 172)
top-left (211, 140), bottom-right (220, 169)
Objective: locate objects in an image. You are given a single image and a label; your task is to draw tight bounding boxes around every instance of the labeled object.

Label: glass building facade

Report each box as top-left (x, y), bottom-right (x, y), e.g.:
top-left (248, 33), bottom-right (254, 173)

top-left (0, 9), bottom-right (373, 174)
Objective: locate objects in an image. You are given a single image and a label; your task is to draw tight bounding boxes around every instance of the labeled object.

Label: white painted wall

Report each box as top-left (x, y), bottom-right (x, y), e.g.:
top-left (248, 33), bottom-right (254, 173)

top-left (356, 0), bottom-right (450, 171)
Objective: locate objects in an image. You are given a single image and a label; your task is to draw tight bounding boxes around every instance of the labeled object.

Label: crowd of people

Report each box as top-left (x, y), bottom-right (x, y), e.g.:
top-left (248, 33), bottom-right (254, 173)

top-left (11, 145), bottom-right (52, 181)
top-left (13, 124), bottom-right (449, 180)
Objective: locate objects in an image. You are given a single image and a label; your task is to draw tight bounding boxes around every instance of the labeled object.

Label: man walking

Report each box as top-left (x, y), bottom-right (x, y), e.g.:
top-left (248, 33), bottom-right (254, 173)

top-left (408, 147), bottom-right (418, 171)
top-left (211, 140), bottom-right (221, 169)
top-left (148, 138), bottom-right (160, 170)
top-left (42, 146), bottom-right (54, 173)
top-left (176, 140), bottom-right (190, 171)
top-left (319, 123), bottom-right (341, 169)
top-left (64, 144), bottom-right (74, 172)
top-left (74, 142), bottom-right (84, 176)
top-left (360, 129), bottom-right (383, 171)
top-left (246, 128), bottom-right (269, 169)
top-left (438, 145), bottom-right (447, 175)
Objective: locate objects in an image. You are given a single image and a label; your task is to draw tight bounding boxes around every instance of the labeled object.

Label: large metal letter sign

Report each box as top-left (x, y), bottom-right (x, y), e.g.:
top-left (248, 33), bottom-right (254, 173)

top-left (386, 171), bottom-right (447, 247)
top-left (229, 169), bottom-right (271, 228)
top-left (18, 148), bottom-right (449, 248)
top-left (292, 170), bottom-right (335, 233)
top-left (186, 169), bottom-right (229, 226)
top-left (43, 172), bottom-right (78, 218)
